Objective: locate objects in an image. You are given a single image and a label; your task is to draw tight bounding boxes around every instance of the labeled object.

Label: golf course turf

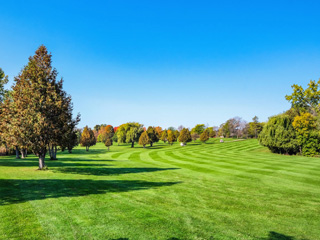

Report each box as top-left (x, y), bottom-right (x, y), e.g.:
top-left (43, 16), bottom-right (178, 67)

top-left (0, 139), bottom-right (319, 239)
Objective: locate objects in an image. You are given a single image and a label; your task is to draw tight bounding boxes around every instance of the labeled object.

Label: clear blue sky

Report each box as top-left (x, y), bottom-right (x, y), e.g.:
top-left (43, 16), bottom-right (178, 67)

top-left (1, 1), bottom-right (320, 128)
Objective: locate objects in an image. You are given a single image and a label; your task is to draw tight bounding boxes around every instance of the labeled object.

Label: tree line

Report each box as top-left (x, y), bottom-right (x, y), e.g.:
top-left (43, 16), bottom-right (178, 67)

top-left (79, 117), bottom-right (263, 152)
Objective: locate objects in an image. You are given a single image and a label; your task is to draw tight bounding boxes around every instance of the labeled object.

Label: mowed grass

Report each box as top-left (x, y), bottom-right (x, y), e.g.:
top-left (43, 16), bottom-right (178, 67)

top-left (0, 139), bottom-right (319, 240)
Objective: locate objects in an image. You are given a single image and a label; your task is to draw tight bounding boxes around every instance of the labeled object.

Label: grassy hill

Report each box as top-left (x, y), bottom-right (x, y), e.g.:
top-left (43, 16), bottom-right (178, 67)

top-left (0, 139), bottom-right (319, 239)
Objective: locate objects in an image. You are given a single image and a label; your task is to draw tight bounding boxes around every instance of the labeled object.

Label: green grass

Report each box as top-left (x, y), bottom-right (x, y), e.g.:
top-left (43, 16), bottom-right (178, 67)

top-left (0, 139), bottom-right (319, 240)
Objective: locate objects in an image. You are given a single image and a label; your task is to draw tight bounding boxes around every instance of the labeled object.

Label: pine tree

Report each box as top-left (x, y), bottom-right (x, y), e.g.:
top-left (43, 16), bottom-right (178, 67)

top-left (139, 131), bottom-right (150, 148)
top-left (2, 46), bottom-right (79, 169)
top-left (0, 68), bottom-right (9, 103)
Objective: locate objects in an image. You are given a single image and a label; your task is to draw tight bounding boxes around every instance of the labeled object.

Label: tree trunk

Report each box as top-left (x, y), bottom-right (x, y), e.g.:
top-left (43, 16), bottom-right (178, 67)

top-left (131, 142), bottom-right (134, 148)
top-left (48, 145), bottom-right (52, 159)
top-left (108, 147), bottom-right (110, 151)
top-left (21, 148), bottom-right (26, 159)
top-left (25, 149), bottom-right (28, 157)
top-left (143, 145), bottom-right (145, 148)
top-left (5, 144), bottom-right (8, 155)
top-left (86, 146), bottom-right (89, 151)
top-left (50, 145), bottom-right (57, 160)
top-left (15, 146), bottom-right (20, 159)
top-left (68, 149), bottom-right (72, 153)
top-left (39, 155), bottom-right (45, 170)
top-left (150, 142), bottom-right (153, 147)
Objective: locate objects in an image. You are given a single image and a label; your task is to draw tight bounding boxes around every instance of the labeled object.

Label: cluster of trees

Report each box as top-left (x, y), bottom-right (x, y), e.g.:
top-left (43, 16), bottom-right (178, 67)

top-left (259, 79), bottom-right (320, 156)
top-left (218, 116), bottom-right (264, 139)
top-left (0, 46), bottom-right (80, 169)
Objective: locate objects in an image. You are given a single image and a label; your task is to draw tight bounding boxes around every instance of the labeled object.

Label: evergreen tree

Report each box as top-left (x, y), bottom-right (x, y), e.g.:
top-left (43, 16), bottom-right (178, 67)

top-left (1, 46), bottom-right (79, 169)
top-left (258, 114), bottom-right (299, 155)
top-left (139, 131), bottom-right (150, 148)
top-left (0, 68), bottom-right (9, 103)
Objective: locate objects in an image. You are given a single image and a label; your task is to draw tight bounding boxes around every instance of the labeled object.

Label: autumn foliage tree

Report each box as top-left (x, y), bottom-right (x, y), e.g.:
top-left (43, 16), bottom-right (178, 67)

top-left (160, 130), bottom-right (168, 143)
top-left (154, 126), bottom-right (163, 139)
top-left (167, 131), bottom-right (177, 145)
top-left (80, 126), bottom-right (96, 151)
top-left (178, 128), bottom-right (192, 145)
top-left (139, 131), bottom-right (150, 148)
top-left (105, 138), bottom-right (112, 151)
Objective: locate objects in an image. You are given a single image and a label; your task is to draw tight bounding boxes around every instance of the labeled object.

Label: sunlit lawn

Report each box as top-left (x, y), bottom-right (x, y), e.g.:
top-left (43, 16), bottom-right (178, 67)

top-left (0, 139), bottom-right (319, 239)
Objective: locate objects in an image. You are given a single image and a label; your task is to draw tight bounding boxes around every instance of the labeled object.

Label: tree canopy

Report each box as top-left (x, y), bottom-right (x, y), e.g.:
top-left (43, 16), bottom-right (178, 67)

top-left (0, 46), bottom-right (80, 169)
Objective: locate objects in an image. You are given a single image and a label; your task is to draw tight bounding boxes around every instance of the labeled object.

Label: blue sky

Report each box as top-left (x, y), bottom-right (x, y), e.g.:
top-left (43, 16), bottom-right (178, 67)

top-left (1, 0), bottom-right (320, 128)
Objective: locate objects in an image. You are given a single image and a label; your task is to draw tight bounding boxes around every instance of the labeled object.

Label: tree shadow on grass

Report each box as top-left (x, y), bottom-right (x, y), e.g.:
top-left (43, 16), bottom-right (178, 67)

top-left (68, 148), bottom-right (108, 155)
top-left (0, 179), bottom-right (181, 205)
top-left (53, 167), bottom-right (179, 176)
top-left (260, 231), bottom-right (309, 240)
top-left (0, 158), bottom-right (111, 168)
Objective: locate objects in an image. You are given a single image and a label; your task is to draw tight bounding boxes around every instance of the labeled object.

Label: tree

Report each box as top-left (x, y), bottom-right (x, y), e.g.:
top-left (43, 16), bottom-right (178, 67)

top-left (138, 131), bottom-right (150, 148)
top-left (160, 130), bottom-right (168, 143)
top-left (178, 128), bottom-right (192, 145)
top-left (1, 46), bottom-right (80, 169)
top-left (285, 79), bottom-right (320, 116)
top-left (174, 130), bottom-right (180, 139)
top-left (168, 126), bottom-right (176, 132)
top-left (154, 126), bottom-right (163, 139)
top-left (207, 127), bottom-right (216, 138)
top-left (200, 129), bottom-right (209, 143)
top-left (105, 138), bottom-right (112, 151)
top-left (191, 133), bottom-right (199, 142)
top-left (80, 126), bottom-right (96, 151)
top-left (146, 126), bottom-right (159, 147)
top-left (0, 68), bottom-right (9, 103)
top-left (258, 114), bottom-right (299, 155)
top-left (112, 133), bottom-right (118, 144)
top-left (98, 125), bottom-right (114, 143)
top-left (117, 122), bottom-right (144, 148)
top-left (191, 124), bottom-right (206, 135)
top-left (247, 116), bottom-right (263, 138)
top-left (167, 131), bottom-right (176, 145)
top-left (66, 130), bottom-right (79, 153)
top-left (219, 122), bottom-right (230, 138)
top-left (292, 112), bottom-right (320, 156)
top-left (116, 124), bottom-right (127, 145)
